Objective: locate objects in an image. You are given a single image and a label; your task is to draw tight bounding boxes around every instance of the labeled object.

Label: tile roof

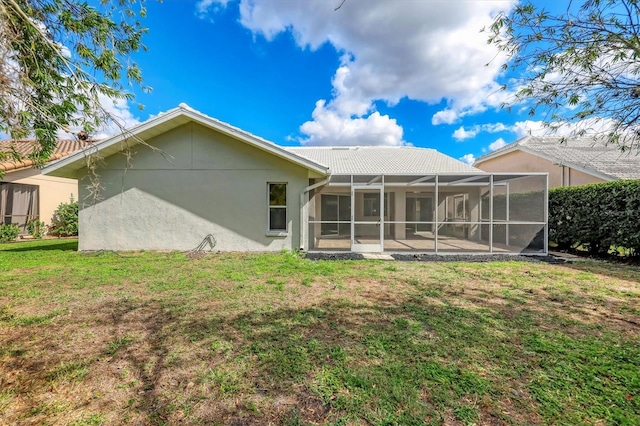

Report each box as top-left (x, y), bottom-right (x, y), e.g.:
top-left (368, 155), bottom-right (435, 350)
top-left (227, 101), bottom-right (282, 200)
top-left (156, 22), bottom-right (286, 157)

top-left (475, 136), bottom-right (640, 180)
top-left (0, 139), bottom-right (93, 173)
top-left (285, 146), bottom-right (482, 175)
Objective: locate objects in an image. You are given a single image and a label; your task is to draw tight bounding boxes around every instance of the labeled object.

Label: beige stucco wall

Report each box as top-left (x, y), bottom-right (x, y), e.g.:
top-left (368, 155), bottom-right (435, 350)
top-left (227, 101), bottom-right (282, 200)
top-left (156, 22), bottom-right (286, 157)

top-left (476, 150), bottom-right (606, 188)
top-left (2, 168), bottom-right (77, 227)
top-left (77, 122), bottom-right (310, 251)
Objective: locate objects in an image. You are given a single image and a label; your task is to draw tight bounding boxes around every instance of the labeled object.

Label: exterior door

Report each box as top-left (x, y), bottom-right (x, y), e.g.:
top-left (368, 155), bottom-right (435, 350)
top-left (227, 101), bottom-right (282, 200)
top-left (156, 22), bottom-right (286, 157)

top-left (406, 196), bottom-right (433, 234)
top-left (351, 185), bottom-right (383, 252)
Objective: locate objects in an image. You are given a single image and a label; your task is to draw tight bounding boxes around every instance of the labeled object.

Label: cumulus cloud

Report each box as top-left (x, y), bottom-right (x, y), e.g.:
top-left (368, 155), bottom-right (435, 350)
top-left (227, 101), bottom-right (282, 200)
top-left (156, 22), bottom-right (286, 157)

top-left (432, 109), bottom-right (460, 126)
top-left (57, 94), bottom-right (142, 140)
top-left (460, 153), bottom-right (476, 165)
top-left (93, 95), bottom-right (142, 139)
top-left (196, 0), bottom-right (231, 18)
top-left (488, 137), bottom-right (507, 151)
top-left (452, 122), bottom-right (510, 141)
top-left (299, 100), bottom-right (403, 146)
top-left (453, 126), bottom-right (479, 141)
top-left (198, 0), bottom-right (517, 143)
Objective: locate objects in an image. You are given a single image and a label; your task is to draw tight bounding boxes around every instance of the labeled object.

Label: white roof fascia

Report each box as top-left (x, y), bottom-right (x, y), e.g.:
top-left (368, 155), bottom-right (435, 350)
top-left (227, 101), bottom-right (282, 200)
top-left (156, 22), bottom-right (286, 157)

top-left (517, 146), bottom-right (617, 182)
top-left (43, 107), bottom-right (185, 176)
top-left (473, 144), bottom-right (520, 165)
top-left (179, 108), bottom-right (329, 176)
top-left (474, 138), bottom-right (616, 182)
top-left (43, 105), bottom-right (330, 177)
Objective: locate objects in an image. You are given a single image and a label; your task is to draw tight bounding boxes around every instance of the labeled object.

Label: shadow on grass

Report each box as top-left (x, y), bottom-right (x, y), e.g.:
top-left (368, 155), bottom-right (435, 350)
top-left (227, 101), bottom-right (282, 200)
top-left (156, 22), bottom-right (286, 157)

top-left (2, 287), bottom-right (638, 425)
top-left (179, 295), bottom-right (639, 425)
top-left (0, 239), bottom-right (78, 252)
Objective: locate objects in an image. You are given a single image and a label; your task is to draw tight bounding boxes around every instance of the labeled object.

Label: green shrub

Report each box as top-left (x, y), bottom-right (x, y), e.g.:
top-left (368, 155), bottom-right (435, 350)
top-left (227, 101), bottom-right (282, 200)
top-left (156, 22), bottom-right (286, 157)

top-left (549, 180), bottom-right (640, 255)
top-left (0, 223), bottom-right (20, 242)
top-left (49, 200), bottom-right (78, 237)
top-left (26, 219), bottom-right (46, 239)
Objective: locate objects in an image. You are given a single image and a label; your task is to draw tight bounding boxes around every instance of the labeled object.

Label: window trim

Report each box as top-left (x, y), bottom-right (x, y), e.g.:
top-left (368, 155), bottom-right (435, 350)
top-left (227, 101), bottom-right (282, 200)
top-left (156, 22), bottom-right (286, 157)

top-left (363, 192), bottom-right (388, 217)
top-left (267, 182), bottom-right (288, 236)
top-left (0, 182), bottom-right (40, 233)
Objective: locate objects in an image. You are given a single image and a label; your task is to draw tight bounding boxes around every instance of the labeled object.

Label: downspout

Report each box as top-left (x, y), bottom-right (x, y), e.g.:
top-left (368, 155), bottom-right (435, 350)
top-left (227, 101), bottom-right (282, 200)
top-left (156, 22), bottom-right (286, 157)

top-left (299, 177), bottom-right (330, 251)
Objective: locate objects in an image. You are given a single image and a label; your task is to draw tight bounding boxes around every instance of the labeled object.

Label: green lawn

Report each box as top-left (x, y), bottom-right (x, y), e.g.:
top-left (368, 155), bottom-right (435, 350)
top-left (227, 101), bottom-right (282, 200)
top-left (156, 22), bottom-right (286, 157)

top-left (1, 239), bottom-right (639, 425)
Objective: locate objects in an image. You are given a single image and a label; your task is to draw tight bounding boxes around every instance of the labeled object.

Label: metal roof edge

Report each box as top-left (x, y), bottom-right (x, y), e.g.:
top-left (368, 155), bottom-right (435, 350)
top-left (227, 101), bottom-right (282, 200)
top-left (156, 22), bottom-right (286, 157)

top-left (473, 136), bottom-right (530, 165)
top-left (517, 146), bottom-right (617, 182)
top-left (179, 108), bottom-right (330, 175)
top-left (44, 104), bottom-right (330, 177)
top-left (473, 136), bottom-right (617, 181)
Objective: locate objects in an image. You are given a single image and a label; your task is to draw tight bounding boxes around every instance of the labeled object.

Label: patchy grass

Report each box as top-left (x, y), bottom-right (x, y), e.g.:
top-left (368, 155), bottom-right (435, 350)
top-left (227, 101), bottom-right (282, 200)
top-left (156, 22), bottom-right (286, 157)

top-left (1, 239), bottom-right (639, 425)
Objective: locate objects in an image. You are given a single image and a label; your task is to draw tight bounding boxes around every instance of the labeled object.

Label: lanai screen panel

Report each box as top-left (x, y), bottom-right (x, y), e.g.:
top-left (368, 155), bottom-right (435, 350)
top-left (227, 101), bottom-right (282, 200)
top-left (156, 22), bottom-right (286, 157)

top-left (494, 174), bottom-right (547, 253)
top-left (307, 183), bottom-right (351, 251)
top-left (307, 173), bottom-right (547, 254)
top-left (384, 188), bottom-right (437, 253)
top-left (436, 175), bottom-right (491, 253)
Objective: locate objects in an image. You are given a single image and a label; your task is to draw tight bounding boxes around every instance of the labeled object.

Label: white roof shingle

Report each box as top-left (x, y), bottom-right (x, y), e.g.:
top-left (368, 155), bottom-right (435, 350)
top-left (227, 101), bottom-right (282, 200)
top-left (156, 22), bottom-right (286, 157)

top-left (285, 146), bottom-right (481, 175)
top-left (475, 136), bottom-right (640, 181)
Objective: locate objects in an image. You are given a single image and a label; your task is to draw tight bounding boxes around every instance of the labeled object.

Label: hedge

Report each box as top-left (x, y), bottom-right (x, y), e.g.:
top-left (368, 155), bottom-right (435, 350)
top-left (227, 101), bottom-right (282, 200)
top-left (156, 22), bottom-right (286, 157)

top-left (549, 180), bottom-right (640, 255)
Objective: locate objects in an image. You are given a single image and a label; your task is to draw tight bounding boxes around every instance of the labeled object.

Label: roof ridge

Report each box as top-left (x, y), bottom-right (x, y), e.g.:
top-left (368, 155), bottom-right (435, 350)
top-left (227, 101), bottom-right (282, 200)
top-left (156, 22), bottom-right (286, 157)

top-left (43, 104), bottom-right (330, 177)
top-left (286, 145), bottom-right (432, 150)
top-left (171, 104), bottom-right (289, 152)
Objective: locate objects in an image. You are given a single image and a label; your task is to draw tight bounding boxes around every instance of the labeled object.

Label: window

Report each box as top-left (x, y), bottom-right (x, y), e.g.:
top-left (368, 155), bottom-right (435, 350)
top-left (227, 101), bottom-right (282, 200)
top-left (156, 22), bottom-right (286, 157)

top-left (363, 193), bottom-right (388, 217)
top-left (445, 193), bottom-right (468, 221)
top-left (320, 194), bottom-right (351, 236)
top-left (0, 183), bottom-right (39, 232)
top-left (268, 183), bottom-right (287, 232)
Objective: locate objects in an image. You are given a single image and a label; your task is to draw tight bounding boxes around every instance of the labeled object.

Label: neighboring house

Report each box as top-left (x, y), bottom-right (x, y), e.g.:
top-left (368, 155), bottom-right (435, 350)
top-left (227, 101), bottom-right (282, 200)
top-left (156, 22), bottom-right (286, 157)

top-left (1, 139), bottom-right (90, 233)
top-left (43, 104), bottom-right (548, 254)
top-left (474, 135), bottom-right (640, 188)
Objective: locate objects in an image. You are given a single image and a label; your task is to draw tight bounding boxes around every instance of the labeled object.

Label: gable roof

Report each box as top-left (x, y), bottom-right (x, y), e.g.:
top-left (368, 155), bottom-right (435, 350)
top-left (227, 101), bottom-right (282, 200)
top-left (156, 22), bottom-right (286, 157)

top-left (286, 146), bottom-right (482, 175)
top-left (1, 139), bottom-right (92, 173)
top-left (474, 135), bottom-right (640, 181)
top-left (43, 104), bottom-right (330, 178)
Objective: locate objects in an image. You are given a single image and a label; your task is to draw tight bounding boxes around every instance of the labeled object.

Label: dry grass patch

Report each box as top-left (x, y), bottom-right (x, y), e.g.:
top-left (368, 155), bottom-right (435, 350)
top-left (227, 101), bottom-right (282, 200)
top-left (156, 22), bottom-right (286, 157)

top-left (1, 239), bottom-right (638, 425)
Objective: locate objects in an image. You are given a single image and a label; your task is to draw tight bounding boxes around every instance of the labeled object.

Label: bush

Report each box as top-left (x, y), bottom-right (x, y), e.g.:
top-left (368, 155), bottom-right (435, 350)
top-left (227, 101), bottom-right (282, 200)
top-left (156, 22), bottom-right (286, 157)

top-left (49, 200), bottom-right (78, 237)
top-left (0, 223), bottom-right (21, 242)
top-left (26, 219), bottom-right (46, 239)
top-left (549, 180), bottom-right (640, 255)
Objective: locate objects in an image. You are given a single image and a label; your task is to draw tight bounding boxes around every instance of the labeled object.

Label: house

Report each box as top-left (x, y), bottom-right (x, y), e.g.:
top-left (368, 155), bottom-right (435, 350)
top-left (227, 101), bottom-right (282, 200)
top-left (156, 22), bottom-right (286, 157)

top-left (43, 104), bottom-right (548, 254)
top-left (1, 139), bottom-right (90, 233)
top-left (474, 135), bottom-right (640, 188)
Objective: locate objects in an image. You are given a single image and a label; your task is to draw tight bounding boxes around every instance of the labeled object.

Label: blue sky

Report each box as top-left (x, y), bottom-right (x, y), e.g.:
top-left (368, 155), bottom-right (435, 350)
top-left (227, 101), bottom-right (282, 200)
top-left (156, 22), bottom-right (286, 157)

top-left (102, 0), bottom-right (555, 165)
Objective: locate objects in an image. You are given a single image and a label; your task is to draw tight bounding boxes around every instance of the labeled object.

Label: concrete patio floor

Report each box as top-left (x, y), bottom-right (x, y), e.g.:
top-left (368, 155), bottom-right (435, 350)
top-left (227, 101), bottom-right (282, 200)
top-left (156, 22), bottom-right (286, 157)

top-left (312, 232), bottom-right (542, 254)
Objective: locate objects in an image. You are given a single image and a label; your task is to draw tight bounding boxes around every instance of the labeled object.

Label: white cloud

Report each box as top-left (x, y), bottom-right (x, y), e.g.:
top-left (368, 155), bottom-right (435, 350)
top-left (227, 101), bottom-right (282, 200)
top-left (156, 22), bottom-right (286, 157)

top-left (432, 109), bottom-right (460, 126)
top-left (57, 94), bottom-right (142, 140)
top-left (199, 0), bottom-right (517, 141)
top-left (510, 120), bottom-right (546, 138)
top-left (452, 122), bottom-right (510, 141)
top-left (488, 137), bottom-right (507, 151)
top-left (299, 100), bottom-right (403, 146)
top-left (93, 95), bottom-right (142, 139)
top-left (460, 153), bottom-right (476, 165)
top-left (196, 0), bottom-right (231, 18)
top-left (452, 126), bottom-right (479, 141)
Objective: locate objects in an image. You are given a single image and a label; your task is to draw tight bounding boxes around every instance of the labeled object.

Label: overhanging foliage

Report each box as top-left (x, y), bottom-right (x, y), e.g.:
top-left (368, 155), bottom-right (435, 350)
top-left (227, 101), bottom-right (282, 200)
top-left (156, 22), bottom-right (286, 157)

top-left (487, 0), bottom-right (640, 151)
top-left (0, 0), bottom-right (150, 175)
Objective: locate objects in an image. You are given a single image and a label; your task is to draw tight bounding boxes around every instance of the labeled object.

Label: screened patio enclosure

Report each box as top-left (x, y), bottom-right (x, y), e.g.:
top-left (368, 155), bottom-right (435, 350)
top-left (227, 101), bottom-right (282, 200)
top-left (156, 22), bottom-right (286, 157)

top-left (304, 173), bottom-right (548, 254)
